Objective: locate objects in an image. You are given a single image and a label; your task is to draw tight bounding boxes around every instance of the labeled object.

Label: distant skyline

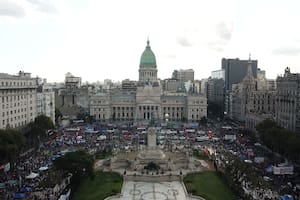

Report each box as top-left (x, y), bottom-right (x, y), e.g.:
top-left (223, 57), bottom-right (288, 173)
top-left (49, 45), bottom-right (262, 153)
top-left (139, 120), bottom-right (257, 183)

top-left (1, 0), bottom-right (300, 83)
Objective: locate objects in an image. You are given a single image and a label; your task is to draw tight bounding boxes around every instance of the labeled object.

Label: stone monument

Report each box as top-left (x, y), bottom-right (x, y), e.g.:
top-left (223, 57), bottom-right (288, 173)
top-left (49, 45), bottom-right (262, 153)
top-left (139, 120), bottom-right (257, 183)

top-left (110, 127), bottom-right (191, 172)
top-left (147, 127), bottom-right (157, 148)
top-left (137, 127), bottom-right (166, 161)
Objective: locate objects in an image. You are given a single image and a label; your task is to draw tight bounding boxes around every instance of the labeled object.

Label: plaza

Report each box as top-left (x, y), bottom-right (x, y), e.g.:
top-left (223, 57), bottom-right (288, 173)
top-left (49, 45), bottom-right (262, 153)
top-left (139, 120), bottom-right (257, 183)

top-left (101, 126), bottom-right (208, 200)
top-left (107, 181), bottom-right (201, 200)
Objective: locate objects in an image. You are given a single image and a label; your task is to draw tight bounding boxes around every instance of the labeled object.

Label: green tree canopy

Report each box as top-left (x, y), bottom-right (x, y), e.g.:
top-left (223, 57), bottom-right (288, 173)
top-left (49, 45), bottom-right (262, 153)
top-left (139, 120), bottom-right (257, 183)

top-left (25, 115), bottom-right (54, 146)
top-left (256, 118), bottom-right (279, 132)
top-left (256, 119), bottom-right (300, 163)
top-left (0, 129), bottom-right (25, 163)
top-left (55, 108), bottom-right (62, 122)
top-left (53, 150), bottom-right (94, 182)
top-left (34, 115), bottom-right (55, 130)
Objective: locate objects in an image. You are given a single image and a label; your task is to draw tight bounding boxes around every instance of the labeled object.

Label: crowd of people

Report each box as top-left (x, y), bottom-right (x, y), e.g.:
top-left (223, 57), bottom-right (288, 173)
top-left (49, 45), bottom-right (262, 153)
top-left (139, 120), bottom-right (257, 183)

top-left (0, 119), bottom-right (299, 199)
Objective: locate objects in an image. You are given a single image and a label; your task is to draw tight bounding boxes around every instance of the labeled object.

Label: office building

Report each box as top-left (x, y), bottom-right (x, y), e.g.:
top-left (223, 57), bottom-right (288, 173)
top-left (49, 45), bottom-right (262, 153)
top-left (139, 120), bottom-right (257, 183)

top-left (276, 67), bottom-right (300, 133)
top-left (0, 71), bottom-right (37, 129)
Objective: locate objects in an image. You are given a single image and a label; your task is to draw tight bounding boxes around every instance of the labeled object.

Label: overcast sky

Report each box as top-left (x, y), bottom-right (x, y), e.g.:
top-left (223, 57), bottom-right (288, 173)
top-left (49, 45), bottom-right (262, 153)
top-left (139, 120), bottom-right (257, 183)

top-left (1, 0), bottom-right (300, 83)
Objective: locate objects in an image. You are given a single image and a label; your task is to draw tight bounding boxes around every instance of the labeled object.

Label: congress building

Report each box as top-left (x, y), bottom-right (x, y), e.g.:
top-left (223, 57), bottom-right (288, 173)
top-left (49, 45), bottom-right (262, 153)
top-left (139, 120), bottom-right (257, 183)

top-left (90, 40), bottom-right (207, 122)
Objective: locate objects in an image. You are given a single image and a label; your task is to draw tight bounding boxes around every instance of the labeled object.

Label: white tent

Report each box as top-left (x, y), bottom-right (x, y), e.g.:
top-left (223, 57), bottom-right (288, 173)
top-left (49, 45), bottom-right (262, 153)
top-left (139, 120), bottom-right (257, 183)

top-left (25, 172), bottom-right (39, 179)
top-left (38, 166), bottom-right (49, 171)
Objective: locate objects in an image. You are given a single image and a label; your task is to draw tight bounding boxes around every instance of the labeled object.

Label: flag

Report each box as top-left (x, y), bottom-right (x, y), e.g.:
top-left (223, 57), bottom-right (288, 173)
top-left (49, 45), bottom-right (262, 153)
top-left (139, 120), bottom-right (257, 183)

top-left (4, 163), bottom-right (10, 172)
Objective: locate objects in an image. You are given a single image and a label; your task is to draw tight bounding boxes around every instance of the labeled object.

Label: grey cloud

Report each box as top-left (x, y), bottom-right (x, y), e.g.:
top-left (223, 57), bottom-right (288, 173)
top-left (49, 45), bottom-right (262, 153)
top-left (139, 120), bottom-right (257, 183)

top-left (177, 37), bottom-right (192, 47)
top-left (272, 47), bottom-right (300, 56)
top-left (216, 21), bottom-right (233, 41)
top-left (26, 0), bottom-right (57, 13)
top-left (0, 1), bottom-right (25, 17)
top-left (207, 21), bottom-right (233, 52)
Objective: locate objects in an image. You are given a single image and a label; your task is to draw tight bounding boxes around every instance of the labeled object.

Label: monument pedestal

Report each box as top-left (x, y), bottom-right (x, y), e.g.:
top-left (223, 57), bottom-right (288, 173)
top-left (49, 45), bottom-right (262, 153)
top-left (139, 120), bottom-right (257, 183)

top-left (109, 127), bottom-right (189, 172)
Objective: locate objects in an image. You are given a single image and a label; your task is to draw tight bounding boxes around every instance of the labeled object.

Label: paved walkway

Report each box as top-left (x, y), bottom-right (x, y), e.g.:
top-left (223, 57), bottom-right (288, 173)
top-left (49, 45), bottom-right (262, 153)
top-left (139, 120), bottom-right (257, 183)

top-left (106, 181), bottom-right (202, 200)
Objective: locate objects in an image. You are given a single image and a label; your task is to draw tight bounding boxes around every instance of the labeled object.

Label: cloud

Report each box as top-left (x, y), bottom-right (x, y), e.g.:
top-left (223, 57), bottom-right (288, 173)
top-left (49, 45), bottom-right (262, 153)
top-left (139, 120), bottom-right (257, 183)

top-left (26, 0), bottom-right (57, 14)
top-left (272, 46), bottom-right (300, 56)
top-left (207, 42), bottom-right (225, 52)
top-left (0, 1), bottom-right (25, 17)
top-left (216, 21), bottom-right (233, 41)
top-left (177, 36), bottom-right (192, 47)
top-left (206, 21), bottom-right (233, 52)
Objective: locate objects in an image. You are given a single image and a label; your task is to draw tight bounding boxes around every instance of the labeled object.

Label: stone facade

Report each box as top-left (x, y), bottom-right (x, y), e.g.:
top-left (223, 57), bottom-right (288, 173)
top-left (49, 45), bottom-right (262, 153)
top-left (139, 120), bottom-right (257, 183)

top-left (228, 58), bottom-right (256, 122)
top-left (55, 73), bottom-right (91, 118)
top-left (245, 90), bottom-right (276, 131)
top-left (37, 81), bottom-right (55, 124)
top-left (0, 71), bottom-right (37, 129)
top-left (90, 40), bottom-right (207, 122)
top-left (172, 69), bottom-right (195, 82)
top-left (276, 67), bottom-right (300, 133)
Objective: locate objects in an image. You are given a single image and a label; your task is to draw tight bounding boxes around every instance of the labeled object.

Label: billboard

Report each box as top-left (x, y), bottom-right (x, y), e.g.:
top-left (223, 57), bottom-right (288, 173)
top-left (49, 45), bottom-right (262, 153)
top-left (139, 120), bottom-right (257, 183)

top-left (273, 166), bottom-right (294, 175)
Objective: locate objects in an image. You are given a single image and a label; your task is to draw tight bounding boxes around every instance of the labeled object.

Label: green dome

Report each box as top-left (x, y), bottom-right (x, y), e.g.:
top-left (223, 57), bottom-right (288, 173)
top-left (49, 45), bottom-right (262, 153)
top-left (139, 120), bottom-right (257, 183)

top-left (140, 40), bottom-right (156, 68)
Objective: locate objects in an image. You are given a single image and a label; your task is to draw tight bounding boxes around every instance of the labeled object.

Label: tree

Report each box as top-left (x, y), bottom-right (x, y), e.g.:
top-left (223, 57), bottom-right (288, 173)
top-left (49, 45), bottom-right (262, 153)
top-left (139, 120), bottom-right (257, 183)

top-left (256, 119), bottom-right (300, 163)
top-left (34, 115), bottom-right (55, 130)
top-left (255, 118), bottom-right (278, 132)
top-left (0, 129), bottom-right (25, 163)
top-left (55, 108), bottom-right (62, 123)
top-left (25, 115), bottom-right (55, 147)
top-left (199, 116), bottom-right (207, 126)
top-left (26, 122), bottom-right (43, 146)
top-left (53, 150), bottom-right (94, 190)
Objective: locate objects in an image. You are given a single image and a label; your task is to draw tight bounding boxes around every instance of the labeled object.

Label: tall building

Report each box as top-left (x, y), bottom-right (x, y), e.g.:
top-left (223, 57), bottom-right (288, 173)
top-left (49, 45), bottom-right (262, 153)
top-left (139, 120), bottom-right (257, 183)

top-left (276, 67), bottom-right (300, 133)
top-left (222, 56), bottom-right (258, 115)
top-left (161, 79), bottom-right (181, 92)
top-left (211, 69), bottom-right (225, 79)
top-left (167, 69), bottom-right (195, 93)
top-left (222, 57), bottom-right (258, 90)
top-left (207, 69), bottom-right (225, 115)
top-left (121, 79), bottom-right (137, 91)
top-left (228, 57), bottom-right (257, 121)
top-left (65, 72), bottom-right (81, 92)
top-left (55, 73), bottom-right (90, 118)
top-left (36, 79), bottom-right (55, 124)
top-left (207, 78), bottom-right (225, 115)
top-left (245, 90), bottom-right (276, 131)
top-left (172, 69), bottom-right (195, 82)
top-left (90, 40), bottom-right (207, 122)
top-left (200, 79), bottom-right (208, 96)
top-left (0, 71), bottom-right (37, 129)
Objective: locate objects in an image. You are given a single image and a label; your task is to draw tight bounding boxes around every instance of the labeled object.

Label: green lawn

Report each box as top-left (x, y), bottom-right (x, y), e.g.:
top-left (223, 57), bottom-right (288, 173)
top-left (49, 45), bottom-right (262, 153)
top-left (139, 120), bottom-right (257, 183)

top-left (184, 171), bottom-right (235, 200)
top-left (73, 172), bottom-right (123, 200)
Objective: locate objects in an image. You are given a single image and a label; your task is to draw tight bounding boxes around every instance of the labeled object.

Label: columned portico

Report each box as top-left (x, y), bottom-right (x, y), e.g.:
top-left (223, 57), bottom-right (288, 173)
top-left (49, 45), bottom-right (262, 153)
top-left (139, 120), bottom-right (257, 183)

top-left (136, 104), bottom-right (161, 120)
top-left (89, 39), bottom-right (208, 122)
